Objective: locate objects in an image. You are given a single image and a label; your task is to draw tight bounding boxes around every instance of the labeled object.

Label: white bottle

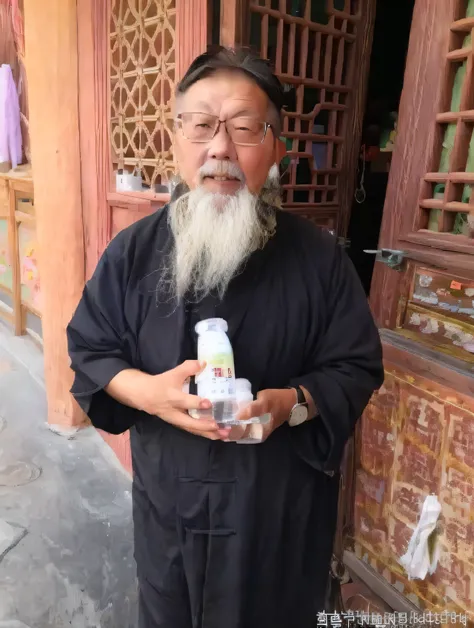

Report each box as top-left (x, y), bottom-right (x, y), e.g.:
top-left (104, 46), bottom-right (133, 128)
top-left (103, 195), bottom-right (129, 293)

top-left (195, 318), bottom-right (237, 424)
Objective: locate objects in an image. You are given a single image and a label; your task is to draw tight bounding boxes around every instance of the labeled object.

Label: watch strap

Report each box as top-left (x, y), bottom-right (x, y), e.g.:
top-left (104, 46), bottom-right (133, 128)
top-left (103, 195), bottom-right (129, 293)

top-left (286, 385), bottom-right (306, 406)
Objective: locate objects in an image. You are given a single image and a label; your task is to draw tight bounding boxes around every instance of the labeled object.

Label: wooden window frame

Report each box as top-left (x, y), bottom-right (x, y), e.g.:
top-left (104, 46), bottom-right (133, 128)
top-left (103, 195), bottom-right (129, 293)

top-left (77, 0), bottom-right (210, 278)
top-left (400, 3), bottom-right (474, 255)
top-left (221, 0), bottom-right (376, 236)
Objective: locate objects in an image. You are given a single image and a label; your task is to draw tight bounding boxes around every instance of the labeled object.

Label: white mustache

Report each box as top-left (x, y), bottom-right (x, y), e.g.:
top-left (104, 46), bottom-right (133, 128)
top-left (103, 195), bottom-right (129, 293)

top-left (199, 160), bottom-right (246, 183)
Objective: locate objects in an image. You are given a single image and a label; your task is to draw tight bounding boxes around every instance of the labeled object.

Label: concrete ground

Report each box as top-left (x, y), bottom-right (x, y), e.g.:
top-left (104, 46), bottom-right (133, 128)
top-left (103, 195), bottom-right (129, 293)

top-left (0, 322), bottom-right (138, 627)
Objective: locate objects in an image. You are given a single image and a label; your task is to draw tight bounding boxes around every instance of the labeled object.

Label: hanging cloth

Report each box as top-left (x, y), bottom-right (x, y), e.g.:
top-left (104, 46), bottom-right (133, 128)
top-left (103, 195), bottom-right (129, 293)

top-left (0, 63), bottom-right (22, 167)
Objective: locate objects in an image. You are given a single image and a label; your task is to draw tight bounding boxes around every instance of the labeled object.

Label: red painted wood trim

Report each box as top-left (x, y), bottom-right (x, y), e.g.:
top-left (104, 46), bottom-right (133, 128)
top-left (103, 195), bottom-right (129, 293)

top-left (77, 0), bottom-right (112, 278)
top-left (176, 0), bottom-right (209, 81)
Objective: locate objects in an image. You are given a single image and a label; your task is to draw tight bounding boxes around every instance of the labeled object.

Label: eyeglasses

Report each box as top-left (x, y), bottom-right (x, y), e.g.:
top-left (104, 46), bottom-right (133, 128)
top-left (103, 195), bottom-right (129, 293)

top-left (175, 112), bottom-right (273, 146)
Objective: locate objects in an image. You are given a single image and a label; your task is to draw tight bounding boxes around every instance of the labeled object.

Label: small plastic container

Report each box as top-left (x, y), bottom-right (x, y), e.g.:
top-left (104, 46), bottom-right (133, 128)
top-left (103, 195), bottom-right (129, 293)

top-left (185, 376), bottom-right (260, 426)
top-left (236, 423), bottom-right (266, 444)
top-left (235, 378), bottom-right (253, 410)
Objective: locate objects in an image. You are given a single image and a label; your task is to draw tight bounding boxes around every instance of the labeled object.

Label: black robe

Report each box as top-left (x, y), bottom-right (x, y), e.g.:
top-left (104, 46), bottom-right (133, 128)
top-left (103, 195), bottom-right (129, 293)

top-left (67, 205), bottom-right (383, 628)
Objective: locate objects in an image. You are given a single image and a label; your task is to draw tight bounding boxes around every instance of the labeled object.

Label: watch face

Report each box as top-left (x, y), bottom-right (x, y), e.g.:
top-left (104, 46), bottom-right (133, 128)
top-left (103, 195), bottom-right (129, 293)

top-left (290, 404), bottom-right (308, 426)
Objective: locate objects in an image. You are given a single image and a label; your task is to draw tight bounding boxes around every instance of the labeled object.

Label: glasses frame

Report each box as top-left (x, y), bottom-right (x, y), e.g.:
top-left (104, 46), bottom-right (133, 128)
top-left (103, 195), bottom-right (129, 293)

top-left (175, 112), bottom-right (273, 147)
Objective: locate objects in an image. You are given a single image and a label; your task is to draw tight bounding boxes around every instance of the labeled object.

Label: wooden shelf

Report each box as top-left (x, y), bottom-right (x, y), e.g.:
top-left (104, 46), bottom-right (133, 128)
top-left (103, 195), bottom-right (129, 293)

top-left (15, 210), bottom-right (36, 224)
top-left (0, 306), bottom-right (14, 326)
top-left (117, 157), bottom-right (172, 168)
top-left (107, 190), bottom-right (170, 204)
top-left (23, 303), bottom-right (41, 319)
top-left (0, 172), bottom-right (38, 336)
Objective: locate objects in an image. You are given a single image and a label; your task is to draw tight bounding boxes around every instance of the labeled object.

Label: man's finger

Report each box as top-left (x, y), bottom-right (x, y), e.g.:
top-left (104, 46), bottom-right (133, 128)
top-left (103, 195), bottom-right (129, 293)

top-left (174, 359), bottom-right (206, 380)
top-left (255, 389), bottom-right (273, 402)
top-left (172, 391), bottom-right (212, 411)
top-left (236, 400), bottom-right (264, 422)
top-left (224, 424), bottom-right (250, 441)
top-left (184, 424), bottom-right (231, 441)
top-left (168, 411), bottom-right (219, 433)
top-left (217, 427), bottom-right (233, 439)
top-left (185, 426), bottom-right (221, 440)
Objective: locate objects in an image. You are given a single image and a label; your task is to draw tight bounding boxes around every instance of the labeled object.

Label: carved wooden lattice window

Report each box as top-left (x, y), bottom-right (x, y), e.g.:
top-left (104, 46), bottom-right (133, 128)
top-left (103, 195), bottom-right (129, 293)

top-left (412, 0), bottom-right (474, 254)
top-left (110, 0), bottom-right (177, 188)
top-left (248, 0), bottom-right (360, 231)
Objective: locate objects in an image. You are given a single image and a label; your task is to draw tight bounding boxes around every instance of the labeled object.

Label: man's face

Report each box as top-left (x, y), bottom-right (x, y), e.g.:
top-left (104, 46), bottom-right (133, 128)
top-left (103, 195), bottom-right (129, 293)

top-left (174, 71), bottom-right (281, 195)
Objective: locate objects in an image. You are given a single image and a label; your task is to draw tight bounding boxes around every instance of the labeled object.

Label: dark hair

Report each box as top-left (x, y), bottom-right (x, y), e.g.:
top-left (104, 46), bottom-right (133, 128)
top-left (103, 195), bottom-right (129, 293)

top-left (176, 46), bottom-right (284, 126)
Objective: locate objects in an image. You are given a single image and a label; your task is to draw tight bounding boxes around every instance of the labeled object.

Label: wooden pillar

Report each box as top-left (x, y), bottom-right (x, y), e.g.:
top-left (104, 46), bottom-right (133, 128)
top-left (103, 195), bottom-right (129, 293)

top-left (176, 0), bottom-right (210, 80)
top-left (220, 0), bottom-right (249, 47)
top-left (77, 0), bottom-right (112, 280)
top-left (24, 0), bottom-right (86, 427)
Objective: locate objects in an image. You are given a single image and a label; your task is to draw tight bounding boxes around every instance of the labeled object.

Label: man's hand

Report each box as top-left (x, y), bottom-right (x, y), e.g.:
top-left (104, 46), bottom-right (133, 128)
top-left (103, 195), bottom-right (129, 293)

top-left (106, 361), bottom-right (231, 440)
top-left (232, 386), bottom-right (316, 442)
top-left (234, 388), bottom-right (296, 441)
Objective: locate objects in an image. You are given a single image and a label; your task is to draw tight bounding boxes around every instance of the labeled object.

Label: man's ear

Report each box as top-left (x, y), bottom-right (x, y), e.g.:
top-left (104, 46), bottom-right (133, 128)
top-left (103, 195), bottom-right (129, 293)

top-left (275, 138), bottom-right (287, 164)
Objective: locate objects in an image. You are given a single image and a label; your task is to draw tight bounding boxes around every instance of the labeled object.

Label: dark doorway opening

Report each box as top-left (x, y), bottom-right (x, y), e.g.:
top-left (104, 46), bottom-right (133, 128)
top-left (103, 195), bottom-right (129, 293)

top-left (347, 1), bottom-right (415, 295)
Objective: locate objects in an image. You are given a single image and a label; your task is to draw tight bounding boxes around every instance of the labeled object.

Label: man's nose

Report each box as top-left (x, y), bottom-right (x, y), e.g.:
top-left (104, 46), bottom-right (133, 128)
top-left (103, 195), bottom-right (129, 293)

top-left (208, 122), bottom-right (236, 161)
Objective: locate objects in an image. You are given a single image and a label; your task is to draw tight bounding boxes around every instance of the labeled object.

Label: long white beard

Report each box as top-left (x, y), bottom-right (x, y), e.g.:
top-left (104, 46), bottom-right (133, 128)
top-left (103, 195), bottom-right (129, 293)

top-left (168, 186), bottom-right (275, 301)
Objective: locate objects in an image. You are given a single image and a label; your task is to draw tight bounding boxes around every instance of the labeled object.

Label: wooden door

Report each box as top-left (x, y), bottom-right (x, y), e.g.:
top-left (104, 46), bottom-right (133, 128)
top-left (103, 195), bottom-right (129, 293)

top-left (353, 0), bottom-right (474, 619)
top-left (221, 0), bottom-right (376, 236)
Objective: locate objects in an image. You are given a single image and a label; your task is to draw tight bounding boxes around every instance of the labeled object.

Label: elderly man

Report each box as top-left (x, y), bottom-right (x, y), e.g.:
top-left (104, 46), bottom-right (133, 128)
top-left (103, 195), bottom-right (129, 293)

top-left (67, 47), bottom-right (383, 628)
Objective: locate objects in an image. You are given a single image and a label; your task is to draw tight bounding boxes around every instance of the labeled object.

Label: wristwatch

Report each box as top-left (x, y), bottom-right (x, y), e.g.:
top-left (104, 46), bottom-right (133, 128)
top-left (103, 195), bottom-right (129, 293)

top-left (287, 386), bottom-right (309, 427)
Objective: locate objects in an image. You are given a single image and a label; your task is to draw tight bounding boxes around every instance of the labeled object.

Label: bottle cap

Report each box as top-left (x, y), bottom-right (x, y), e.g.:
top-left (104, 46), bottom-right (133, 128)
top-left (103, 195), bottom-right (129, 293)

top-left (195, 318), bottom-right (228, 334)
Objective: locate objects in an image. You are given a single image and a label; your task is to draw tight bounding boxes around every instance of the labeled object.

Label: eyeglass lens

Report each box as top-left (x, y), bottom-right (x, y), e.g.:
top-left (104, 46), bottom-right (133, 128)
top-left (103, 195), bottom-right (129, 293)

top-left (179, 113), bottom-right (266, 145)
